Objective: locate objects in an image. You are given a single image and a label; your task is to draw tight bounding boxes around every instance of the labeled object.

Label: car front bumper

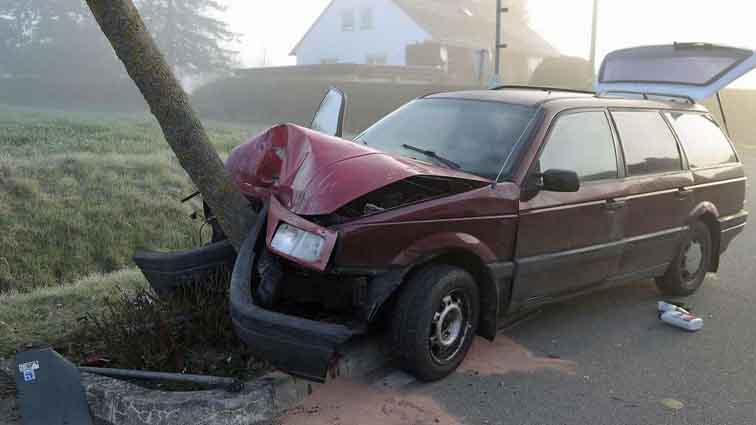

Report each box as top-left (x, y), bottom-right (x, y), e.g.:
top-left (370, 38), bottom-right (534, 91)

top-left (229, 204), bottom-right (362, 381)
top-left (134, 202), bottom-right (365, 382)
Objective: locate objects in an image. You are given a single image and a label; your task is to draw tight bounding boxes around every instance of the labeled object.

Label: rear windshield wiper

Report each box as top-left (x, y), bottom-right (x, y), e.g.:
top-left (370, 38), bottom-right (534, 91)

top-left (401, 144), bottom-right (460, 170)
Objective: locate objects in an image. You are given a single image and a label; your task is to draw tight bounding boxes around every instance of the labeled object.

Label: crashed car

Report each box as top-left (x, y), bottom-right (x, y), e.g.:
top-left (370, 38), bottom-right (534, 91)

top-left (135, 43), bottom-right (752, 382)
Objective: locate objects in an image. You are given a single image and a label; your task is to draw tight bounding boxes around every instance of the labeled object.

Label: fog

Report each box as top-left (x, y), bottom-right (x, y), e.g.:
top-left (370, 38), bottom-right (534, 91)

top-left (1, 0), bottom-right (755, 139)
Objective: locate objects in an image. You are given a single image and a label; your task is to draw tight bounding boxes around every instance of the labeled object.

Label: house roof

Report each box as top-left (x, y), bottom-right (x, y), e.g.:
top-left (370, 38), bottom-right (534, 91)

top-left (392, 0), bottom-right (558, 56)
top-left (290, 0), bottom-right (559, 57)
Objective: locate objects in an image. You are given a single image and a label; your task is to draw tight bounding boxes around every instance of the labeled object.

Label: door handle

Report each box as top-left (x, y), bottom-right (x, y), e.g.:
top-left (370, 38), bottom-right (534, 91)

top-left (676, 188), bottom-right (694, 199)
top-left (604, 199), bottom-right (627, 211)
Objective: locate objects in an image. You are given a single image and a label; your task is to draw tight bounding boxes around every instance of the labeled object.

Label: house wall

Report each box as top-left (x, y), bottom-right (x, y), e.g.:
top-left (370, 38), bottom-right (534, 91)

top-left (294, 0), bottom-right (431, 66)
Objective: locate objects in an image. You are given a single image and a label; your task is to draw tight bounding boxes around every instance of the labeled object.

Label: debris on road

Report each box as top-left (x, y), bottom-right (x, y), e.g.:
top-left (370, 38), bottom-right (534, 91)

top-left (660, 398), bottom-right (685, 410)
top-left (658, 301), bottom-right (704, 332)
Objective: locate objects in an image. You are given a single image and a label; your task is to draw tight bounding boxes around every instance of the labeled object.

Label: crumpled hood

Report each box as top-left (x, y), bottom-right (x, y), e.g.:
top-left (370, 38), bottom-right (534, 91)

top-left (225, 124), bottom-right (490, 216)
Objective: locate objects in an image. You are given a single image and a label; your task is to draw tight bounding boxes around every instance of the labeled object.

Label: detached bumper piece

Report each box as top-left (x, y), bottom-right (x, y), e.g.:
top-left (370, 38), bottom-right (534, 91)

top-left (133, 240), bottom-right (236, 297)
top-left (229, 205), bottom-right (360, 382)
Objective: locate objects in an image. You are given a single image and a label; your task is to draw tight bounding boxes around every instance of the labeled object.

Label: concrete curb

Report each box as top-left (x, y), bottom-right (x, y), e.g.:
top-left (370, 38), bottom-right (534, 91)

top-left (82, 337), bottom-right (391, 425)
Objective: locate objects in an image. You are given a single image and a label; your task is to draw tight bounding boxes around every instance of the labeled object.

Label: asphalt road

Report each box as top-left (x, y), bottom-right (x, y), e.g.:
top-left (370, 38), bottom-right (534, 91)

top-left (285, 147), bottom-right (756, 425)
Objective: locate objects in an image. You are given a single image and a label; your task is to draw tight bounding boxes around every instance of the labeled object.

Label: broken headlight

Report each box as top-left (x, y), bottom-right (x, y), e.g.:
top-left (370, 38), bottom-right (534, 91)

top-left (270, 223), bottom-right (325, 263)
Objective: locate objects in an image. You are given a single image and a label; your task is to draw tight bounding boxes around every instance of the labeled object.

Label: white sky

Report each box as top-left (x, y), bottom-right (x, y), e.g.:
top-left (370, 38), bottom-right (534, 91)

top-left (223, 0), bottom-right (756, 88)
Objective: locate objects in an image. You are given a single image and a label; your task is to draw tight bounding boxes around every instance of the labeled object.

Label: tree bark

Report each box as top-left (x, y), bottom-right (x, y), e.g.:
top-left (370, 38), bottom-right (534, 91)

top-left (85, 0), bottom-right (255, 250)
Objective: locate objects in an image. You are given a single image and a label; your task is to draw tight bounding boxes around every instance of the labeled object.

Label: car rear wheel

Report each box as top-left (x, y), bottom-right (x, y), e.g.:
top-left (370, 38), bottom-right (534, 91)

top-left (392, 265), bottom-right (479, 381)
top-left (655, 220), bottom-right (712, 296)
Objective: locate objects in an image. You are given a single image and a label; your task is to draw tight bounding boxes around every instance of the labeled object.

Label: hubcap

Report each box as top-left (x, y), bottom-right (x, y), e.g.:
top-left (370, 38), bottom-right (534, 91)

top-left (430, 292), bottom-right (469, 364)
top-left (681, 240), bottom-right (703, 281)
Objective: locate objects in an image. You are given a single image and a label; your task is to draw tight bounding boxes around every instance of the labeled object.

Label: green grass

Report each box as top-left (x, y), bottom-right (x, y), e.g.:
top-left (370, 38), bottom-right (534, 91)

top-left (0, 104), bottom-right (269, 292)
top-left (0, 268), bottom-right (147, 357)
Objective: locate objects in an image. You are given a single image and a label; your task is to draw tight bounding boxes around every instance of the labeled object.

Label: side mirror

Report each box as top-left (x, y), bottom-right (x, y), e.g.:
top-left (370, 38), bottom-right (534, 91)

top-left (310, 87), bottom-right (347, 137)
top-left (541, 169), bottom-right (580, 192)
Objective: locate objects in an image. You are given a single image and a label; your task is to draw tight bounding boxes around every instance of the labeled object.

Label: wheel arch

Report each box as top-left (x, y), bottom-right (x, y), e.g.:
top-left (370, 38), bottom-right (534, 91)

top-left (397, 248), bottom-right (502, 341)
top-left (689, 202), bottom-right (721, 272)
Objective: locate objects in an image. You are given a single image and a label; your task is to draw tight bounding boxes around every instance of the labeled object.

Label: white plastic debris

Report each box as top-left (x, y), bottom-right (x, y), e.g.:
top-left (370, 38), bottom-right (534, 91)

top-left (657, 301), bottom-right (689, 314)
top-left (658, 301), bottom-right (704, 332)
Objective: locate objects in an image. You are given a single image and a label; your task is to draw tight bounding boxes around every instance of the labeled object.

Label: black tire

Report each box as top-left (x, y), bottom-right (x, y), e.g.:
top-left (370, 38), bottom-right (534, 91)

top-left (392, 265), bottom-right (479, 381)
top-left (655, 220), bottom-right (713, 296)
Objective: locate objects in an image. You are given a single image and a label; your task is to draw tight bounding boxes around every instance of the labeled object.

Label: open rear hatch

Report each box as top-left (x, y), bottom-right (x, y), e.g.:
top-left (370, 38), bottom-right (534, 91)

top-left (596, 43), bottom-right (756, 101)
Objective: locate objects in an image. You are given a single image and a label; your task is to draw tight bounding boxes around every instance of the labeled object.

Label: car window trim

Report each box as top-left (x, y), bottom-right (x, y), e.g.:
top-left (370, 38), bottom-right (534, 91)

top-left (496, 106), bottom-right (545, 183)
top-left (608, 107), bottom-right (686, 177)
top-left (528, 107), bottom-right (622, 185)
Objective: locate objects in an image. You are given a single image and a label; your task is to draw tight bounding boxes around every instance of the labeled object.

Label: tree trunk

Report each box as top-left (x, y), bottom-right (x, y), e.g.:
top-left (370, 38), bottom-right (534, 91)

top-left (85, 0), bottom-right (255, 250)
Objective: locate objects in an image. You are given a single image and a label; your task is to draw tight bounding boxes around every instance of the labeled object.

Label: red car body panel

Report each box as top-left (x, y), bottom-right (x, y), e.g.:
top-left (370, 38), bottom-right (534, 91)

top-left (225, 123), bottom-right (491, 216)
top-left (333, 184), bottom-right (520, 268)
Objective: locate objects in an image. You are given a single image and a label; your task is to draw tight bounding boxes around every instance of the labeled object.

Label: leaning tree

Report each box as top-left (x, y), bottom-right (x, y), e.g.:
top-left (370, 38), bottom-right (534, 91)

top-left (84, 0), bottom-right (256, 249)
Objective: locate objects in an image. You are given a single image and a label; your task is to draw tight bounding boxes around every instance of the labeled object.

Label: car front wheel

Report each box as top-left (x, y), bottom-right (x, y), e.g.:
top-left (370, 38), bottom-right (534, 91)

top-left (655, 220), bottom-right (713, 296)
top-left (392, 265), bottom-right (479, 381)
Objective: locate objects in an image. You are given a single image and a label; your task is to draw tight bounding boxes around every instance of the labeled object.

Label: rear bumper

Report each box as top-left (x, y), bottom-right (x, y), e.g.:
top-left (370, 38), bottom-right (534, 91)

top-left (719, 210), bottom-right (748, 254)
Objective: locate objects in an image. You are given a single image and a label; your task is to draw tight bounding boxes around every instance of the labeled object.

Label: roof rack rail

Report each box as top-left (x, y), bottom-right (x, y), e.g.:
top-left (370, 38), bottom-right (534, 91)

top-left (597, 90), bottom-right (695, 104)
top-left (490, 85), bottom-right (596, 95)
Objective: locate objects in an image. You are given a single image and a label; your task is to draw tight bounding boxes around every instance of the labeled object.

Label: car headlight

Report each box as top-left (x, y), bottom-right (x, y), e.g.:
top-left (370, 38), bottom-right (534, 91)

top-left (270, 223), bottom-right (326, 263)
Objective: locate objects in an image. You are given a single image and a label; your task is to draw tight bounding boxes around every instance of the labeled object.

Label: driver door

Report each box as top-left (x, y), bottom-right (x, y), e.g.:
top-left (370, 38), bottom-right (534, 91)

top-left (511, 110), bottom-right (627, 308)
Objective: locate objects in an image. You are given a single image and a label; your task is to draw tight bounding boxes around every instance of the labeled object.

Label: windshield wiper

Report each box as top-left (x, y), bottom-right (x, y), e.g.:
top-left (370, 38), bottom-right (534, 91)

top-left (401, 144), bottom-right (460, 170)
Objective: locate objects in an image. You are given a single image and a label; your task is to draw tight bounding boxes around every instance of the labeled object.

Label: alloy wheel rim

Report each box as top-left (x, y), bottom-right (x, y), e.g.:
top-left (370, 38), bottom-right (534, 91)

top-left (429, 291), bottom-right (470, 365)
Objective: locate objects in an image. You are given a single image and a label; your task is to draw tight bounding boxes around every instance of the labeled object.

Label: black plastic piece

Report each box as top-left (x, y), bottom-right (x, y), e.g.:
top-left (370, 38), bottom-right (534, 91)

top-left (14, 349), bottom-right (93, 425)
top-left (133, 240), bottom-right (236, 297)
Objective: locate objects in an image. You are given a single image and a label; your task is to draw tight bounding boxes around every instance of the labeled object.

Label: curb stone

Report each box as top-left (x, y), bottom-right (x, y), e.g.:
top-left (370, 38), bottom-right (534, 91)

top-left (85, 337), bottom-right (390, 425)
top-left (0, 339), bottom-right (390, 425)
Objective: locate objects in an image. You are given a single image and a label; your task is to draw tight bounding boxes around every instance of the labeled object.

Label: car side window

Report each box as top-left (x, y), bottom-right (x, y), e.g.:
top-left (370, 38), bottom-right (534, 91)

top-left (665, 112), bottom-right (738, 168)
top-left (612, 110), bottom-right (683, 176)
top-left (539, 111), bottom-right (618, 182)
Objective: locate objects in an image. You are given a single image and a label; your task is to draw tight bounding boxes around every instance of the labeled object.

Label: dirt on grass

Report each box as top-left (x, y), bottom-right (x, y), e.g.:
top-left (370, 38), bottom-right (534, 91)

top-left (57, 273), bottom-right (270, 389)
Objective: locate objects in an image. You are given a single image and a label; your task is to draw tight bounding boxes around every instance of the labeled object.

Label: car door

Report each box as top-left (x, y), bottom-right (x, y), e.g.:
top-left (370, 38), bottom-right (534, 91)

top-left (610, 109), bottom-right (695, 277)
top-left (511, 110), bottom-right (627, 309)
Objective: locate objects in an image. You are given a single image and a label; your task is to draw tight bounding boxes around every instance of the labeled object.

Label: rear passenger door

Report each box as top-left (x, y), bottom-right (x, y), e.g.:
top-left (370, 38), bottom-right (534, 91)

top-left (610, 110), bottom-right (695, 278)
top-left (513, 110), bottom-right (627, 307)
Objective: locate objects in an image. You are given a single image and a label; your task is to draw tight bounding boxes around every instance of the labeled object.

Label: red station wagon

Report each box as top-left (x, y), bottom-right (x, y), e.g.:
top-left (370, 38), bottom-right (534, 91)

top-left (136, 44), bottom-right (752, 381)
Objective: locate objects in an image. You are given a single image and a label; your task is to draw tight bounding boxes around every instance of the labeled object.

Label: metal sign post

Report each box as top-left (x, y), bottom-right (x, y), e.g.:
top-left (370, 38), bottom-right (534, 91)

top-left (491, 0), bottom-right (509, 87)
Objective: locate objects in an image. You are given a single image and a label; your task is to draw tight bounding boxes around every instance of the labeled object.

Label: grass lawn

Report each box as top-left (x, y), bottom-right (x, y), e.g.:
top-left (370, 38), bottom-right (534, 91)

top-left (0, 269), bottom-right (146, 358)
top-left (0, 104), bottom-right (270, 360)
top-left (0, 104), bottom-right (269, 293)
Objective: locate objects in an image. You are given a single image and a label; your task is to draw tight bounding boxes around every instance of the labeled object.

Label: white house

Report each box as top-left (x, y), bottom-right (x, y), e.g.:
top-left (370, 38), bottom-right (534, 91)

top-left (290, 0), bottom-right (558, 81)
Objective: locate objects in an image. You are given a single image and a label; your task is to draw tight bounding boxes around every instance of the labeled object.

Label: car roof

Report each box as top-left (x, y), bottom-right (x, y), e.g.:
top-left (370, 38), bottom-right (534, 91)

top-left (424, 86), bottom-right (709, 113)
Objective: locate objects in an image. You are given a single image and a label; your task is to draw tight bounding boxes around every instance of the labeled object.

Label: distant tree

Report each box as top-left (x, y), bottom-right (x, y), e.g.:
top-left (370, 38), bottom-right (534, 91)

top-left (0, 0), bottom-right (237, 81)
top-left (85, 0), bottom-right (255, 249)
top-left (529, 56), bottom-right (595, 91)
top-left (133, 0), bottom-right (237, 78)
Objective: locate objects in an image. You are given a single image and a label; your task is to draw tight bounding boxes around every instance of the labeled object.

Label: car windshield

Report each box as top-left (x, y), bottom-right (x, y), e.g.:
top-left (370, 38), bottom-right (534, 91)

top-left (354, 98), bottom-right (536, 180)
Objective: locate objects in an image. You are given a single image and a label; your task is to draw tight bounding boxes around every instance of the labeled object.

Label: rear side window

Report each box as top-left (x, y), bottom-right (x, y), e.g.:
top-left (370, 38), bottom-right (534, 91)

top-left (539, 111), bottom-right (618, 182)
top-left (612, 111), bottom-right (683, 176)
top-left (665, 112), bottom-right (737, 168)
